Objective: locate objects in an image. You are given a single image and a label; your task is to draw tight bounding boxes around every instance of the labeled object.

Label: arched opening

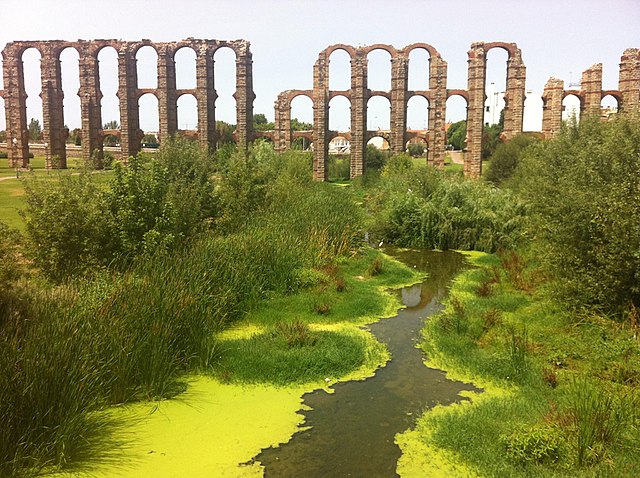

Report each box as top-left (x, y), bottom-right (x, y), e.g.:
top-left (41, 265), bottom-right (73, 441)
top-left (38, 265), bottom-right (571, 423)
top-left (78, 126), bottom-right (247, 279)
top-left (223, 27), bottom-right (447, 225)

top-left (214, 47), bottom-right (237, 126)
top-left (600, 94), bottom-right (619, 120)
top-left (524, 90), bottom-right (543, 131)
top-left (138, 93), bottom-right (159, 140)
top-left (367, 135), bottom-right (390, 150)
top-left (366, 95), bottom-right (390, 131)
top-left (98, 47), bottom-right (120, 129)
top-left (329, 95), bottom-right (350, 132)
top-left (408, 48), bottom-right (430, 91)
top-left (22, 48), bottom-right (43, 143)
top-left (136, 45), bottom-right (158, 89)
top-left (484, 48), bottom-right (508, 126)
top-left (177, 93), bottom-right (198, 130)
top-left (329, 49), bottom-right (351, 91)
top-left (407, 95), bottom-right (429, 130)
top-left (446, 95), bottom-right (468, 151)
top-left (562, 94), bottom-right (581, 123)
top-left (367, 49), bottom-right (392, 91)
top-left (290, 95), bottom-right (313, 131)
top-left (406, 137), bottom-right (428, 158)
top-left (59, 47), bottom-right (81, 135)
top-left (175, 47), bottom-right (196, 90)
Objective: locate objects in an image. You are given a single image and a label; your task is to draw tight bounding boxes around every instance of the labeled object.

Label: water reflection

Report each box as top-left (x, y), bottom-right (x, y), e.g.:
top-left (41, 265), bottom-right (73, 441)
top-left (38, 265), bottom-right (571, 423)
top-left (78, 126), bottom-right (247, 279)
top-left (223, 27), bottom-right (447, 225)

top-left (254, 249), bottom-right (479, 477)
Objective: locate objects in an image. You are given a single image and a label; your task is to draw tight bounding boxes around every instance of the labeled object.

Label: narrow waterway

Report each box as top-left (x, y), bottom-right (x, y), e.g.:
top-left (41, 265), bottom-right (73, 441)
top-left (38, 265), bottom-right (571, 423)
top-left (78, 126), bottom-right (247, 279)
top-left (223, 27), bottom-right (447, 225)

top-left (254, 249), bottom-right (480, 477)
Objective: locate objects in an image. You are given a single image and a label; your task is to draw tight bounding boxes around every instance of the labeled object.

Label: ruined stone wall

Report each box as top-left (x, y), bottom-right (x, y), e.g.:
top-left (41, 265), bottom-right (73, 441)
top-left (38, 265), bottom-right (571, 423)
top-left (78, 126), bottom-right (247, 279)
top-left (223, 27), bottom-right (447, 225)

top-left (540, 50), bottom-right (639, 139)
top-left (1, 38), bottom-right (254, 168)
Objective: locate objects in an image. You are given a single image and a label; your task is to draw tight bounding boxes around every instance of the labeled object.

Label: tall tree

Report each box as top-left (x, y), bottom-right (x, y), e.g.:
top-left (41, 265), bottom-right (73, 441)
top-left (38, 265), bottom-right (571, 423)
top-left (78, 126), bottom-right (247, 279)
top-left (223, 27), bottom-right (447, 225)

top-left (28, 118), bottom-right (42, 142)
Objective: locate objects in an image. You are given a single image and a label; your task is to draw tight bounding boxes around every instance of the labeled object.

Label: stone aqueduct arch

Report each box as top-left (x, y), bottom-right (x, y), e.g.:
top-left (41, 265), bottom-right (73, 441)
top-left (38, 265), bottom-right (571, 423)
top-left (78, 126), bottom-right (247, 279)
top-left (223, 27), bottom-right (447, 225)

top-left (273, 41), bottom-right (527, 180)
top-left (542, 48), bottom-right (640, 138)
top-left (0, 38), bottom-right (254, 168)
top-left (1, 39), bottom-right (638, 178)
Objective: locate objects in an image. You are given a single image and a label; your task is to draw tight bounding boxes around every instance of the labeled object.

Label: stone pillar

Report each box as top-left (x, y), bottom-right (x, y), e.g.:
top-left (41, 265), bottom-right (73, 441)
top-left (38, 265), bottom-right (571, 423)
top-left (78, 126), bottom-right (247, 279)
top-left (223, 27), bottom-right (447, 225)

top-left (40, 44), bottom-right (67, 168)
top-left (118, 43), bottom-right (141, 160)
top-left (619, 48), bottom-right (640, 111)
top-left (541, 78), bottom-right (564, 139)
top-left (273, 92), bottom-right (291, 152)
top-left (2, 44), bottom-right (30, 168)
top-left (465, 43), bottom-right (485, 178)
top-left (390, 54), bottom-right (408, 154)
top-left (196, 45), bottom-right (215, 151)
top-left (350, 48), bottom-right (367, 178)
top-left (79, 44), bottom-right (104, 163)
top-left (581, 63), bottom-right (603, 118)
top-left (312, 56), bottom-right (329, 181)
top-left (502, 46), bottom-right (526, 140)
top-left (234, 43), bottom-right (254, 150)
top-left (157, 44), bottom-right (178, 144)
top-left (428, 56), bottom-right (448, 167)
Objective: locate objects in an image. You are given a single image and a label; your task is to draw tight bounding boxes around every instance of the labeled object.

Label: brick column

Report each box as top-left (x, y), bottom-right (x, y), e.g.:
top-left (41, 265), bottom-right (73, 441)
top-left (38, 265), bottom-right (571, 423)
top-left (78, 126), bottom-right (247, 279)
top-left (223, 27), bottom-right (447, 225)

top-left (312, 56), bottom-right (329, 181)
top-left (428, 56), bottom-right (448, 167)
top-left (465, 43), bottom-right (485, 178)
top-left (581, 63), bottom-right (603, 118)
top-left (350, 48), bottom-right (367, 178)
top-left (234, 43), bottom-right (254, 150)
top-left (541, 78), bottom-right (564, 139)
top-left (619, 48), bottom-right (640, 111)
top-left (2, 44), bottom-right (30, 167)
top-left (118, 44), bottom-right (141, 160)
top-left (40, 44), bottom-right (67, 168)
top-left (273, 92), bottom-right (291, 152)
top-left (502, 47), bottom-right (526, 140)
top-left (196, 45), bottom-right (215, 151)
top-left (79, 44), bottom-right (103, 163)
top-left (390, 54), bottom-right (408, 154)
top-left (157, 44), bottom-right (178, 144)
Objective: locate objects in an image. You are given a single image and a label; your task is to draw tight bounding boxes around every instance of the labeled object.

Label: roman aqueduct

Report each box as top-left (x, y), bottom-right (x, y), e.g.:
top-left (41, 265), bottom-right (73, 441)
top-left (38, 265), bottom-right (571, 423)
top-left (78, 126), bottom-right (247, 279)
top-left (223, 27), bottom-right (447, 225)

top-left (1, 38), bottom-right (639, 179)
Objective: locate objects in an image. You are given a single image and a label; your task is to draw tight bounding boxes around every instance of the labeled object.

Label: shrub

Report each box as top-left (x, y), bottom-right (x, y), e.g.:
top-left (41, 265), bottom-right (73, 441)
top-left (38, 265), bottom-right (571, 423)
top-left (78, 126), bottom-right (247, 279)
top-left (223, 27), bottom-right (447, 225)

top-left (485, 133), bottom-right (539, 185)
top-left (513, 113), bottom-right (640, 316)
top-left (502, 425), bottom-right (563, 464)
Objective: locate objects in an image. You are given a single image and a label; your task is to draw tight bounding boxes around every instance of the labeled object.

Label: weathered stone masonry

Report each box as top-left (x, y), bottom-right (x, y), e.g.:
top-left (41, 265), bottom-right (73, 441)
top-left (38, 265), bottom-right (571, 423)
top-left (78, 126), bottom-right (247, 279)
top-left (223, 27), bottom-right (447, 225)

top-left (273, 42), bottom-right (526, 180)
top-left (0, 38), bottom-right (255, 168)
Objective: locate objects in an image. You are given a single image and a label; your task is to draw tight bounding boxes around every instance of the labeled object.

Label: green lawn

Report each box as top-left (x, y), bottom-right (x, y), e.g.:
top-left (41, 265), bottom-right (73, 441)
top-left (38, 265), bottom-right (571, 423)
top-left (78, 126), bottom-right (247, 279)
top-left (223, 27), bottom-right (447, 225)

top-left (0, 156), bottom-right (85, 177)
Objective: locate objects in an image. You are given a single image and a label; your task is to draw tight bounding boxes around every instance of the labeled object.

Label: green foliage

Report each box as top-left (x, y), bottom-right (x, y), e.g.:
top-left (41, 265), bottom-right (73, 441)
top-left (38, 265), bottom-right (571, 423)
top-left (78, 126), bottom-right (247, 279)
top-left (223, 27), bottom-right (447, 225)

top-left (513, 114), bottom-right (640, 316)
top-left (68, 128), bottom-right (82, 146)
top-left (28, 118), bottom-right (42, 142)
top-left (22, 172), bottom-right (110, 281)
top-left (253, 113), bottom-right (275, 131)
top-left (502, 426), bottom-right (563, 465)
top-left (447, 120), bottom-right (466, 150)
top-left (367, 157), bottom-right (527, 252)
top-left (407, 142), bottom-right (425, 157)
top-left (0, 130), bottom-right (6, 143)
top-left (103, 120), bottom-right (119, 130)
top-left (365, 144), bottom-right (387, 170)
top-left (482, 123), bottom-right (503, 159)
top-left (485, 134), bottom-right (539, 185)
top-left (216, 120), bottom-right (236, 146)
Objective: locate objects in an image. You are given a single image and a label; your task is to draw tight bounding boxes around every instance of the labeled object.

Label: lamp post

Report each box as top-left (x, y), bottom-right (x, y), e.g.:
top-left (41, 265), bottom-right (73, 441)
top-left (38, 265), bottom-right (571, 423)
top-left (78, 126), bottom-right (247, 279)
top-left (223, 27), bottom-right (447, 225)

top-left (44, 142), bottom-right (50, 170)
top-left (12, 137), bottom-right (18, 177)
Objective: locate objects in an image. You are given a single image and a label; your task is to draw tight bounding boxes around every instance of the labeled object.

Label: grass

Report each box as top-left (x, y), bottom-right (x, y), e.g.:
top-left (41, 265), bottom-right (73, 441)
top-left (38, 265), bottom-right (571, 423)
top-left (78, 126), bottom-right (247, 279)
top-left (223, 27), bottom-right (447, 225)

top-left (397, 251), bottom-right (640, 477)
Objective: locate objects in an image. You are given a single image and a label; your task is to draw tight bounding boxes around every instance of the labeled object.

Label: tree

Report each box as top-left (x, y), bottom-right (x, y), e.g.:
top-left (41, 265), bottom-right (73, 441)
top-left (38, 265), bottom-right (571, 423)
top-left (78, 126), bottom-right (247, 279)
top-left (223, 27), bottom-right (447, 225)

top-left (484, 134), bottom-right (539, 185)
top-left (28, 118), bottom-right (42, 142)
top-left (291, 118), bottom-right (312, 131)
top-left (68, 128), bottom-right (82, 146)
top-left (216, 121), bottom-right (236, 145)
top-left (253, 114), bottom-right (275, 132)
top-left (446, 121), bottom-right (466, 150)
top-left (0, 131), bottom-right (6, 143)
top-left (103, 120), bottom-right (120, 130)
top-left (514, 114), bottom-right (640, 316)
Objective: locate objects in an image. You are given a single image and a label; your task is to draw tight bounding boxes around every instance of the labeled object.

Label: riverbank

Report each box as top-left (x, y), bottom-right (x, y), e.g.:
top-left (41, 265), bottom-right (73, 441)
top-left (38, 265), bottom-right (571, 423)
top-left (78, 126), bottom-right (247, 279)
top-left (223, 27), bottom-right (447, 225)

top-left (44, 249), bottom-right (421, 477)
top-left (397, 251), bottom-right (640, 477)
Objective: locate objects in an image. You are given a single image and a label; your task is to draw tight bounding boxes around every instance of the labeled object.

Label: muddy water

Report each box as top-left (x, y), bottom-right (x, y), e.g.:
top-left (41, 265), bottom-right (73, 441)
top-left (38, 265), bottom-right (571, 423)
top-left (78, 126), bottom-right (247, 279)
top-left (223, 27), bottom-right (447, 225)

top-left (254, 249), bottom-right (480, 477)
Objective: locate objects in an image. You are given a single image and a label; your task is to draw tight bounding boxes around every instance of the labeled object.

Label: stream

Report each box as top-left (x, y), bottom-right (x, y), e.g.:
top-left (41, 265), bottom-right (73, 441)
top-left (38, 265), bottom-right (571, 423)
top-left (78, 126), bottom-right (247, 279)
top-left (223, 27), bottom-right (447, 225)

top-left (254, 248), bottom-right (480, 477)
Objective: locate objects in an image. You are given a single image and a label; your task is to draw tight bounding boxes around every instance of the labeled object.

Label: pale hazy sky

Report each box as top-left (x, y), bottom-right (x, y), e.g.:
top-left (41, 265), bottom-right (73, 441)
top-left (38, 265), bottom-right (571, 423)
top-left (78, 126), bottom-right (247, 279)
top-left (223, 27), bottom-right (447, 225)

top-left (1, 0), bottom-right (639, 133)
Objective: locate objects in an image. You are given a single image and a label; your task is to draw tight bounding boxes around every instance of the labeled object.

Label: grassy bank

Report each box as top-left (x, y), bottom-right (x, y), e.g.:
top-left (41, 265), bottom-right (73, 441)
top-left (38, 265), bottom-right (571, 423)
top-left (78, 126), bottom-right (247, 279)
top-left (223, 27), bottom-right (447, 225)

top-left (42, 248), bottom-right (420, 477)
top-left (397, 251), bottom-right (640, 477)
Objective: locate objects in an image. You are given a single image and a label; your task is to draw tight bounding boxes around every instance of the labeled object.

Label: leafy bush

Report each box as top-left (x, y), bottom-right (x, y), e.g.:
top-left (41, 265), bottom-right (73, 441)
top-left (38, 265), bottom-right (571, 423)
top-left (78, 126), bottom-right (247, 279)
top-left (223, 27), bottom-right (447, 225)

top-left (502, 425), bottom-right (563, 464)
top-left (367, 158), bottom-right (527, 252)
top-left (513, 114), bottom-right (640, 316)
top-left (485, 133), bottom-right (539, 185)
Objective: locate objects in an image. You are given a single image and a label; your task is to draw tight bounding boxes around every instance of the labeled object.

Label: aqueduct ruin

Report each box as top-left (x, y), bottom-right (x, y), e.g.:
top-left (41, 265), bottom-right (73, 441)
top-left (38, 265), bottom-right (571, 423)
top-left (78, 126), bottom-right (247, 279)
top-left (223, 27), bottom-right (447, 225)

top-left (1, 38), bottom-right (639, 179)
top-left (0, 38), bottom-right (254, 168)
